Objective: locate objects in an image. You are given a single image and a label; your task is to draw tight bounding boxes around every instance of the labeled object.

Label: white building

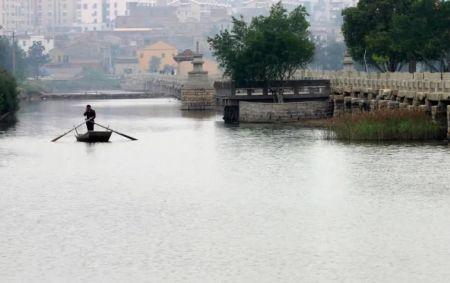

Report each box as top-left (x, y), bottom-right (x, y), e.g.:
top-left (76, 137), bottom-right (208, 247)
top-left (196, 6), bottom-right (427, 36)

top-left (17, 35), bottom-right (55, 54)
top-left (77, 0), bottom-right (167, 31)
top-left (169, 0), bottom-right (231, 22)
top-left (77, 0), bottom-right (105, 31)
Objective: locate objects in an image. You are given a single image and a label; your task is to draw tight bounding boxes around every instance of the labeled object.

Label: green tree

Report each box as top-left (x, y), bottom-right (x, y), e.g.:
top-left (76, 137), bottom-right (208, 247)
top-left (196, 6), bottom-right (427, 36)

top-left (0, 69), bottom-right (19, 116)
top-left (149, 56), bottom-right (161, 73)
top-left (0, 37), bottom-right (27, 80)
top-left (342, 0), bottom-right (450, 73)
top-left (208, 2), bottom-right (314, 88)
top-left (392, 0), bottom-right (450, 72)
top-left (342, 0), bottom-right (414, 72)
top-left (26, 41), bottom-right (50, 79)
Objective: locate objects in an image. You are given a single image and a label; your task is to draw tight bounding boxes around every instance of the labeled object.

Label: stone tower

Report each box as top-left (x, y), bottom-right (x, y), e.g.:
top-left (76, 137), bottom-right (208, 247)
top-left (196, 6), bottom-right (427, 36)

top-left (181, 44), bottom-right (215, 110)
top-left (343, 51), bottom-right (355, 72)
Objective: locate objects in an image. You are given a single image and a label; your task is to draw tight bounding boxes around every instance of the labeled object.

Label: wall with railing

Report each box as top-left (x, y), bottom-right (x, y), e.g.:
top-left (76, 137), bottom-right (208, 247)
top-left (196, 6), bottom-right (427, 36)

top-left (295, 71), bottom-right (450, 99)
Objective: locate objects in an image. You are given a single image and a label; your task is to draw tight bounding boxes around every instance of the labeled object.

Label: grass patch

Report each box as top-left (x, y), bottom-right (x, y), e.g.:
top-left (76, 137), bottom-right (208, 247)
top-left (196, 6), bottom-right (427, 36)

top-left (327, 109), bottom-right (446, 141)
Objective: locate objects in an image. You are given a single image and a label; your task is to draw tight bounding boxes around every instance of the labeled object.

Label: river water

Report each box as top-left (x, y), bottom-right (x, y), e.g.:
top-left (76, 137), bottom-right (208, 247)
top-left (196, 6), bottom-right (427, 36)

top-left (1, 98), bottom-right (450, 282)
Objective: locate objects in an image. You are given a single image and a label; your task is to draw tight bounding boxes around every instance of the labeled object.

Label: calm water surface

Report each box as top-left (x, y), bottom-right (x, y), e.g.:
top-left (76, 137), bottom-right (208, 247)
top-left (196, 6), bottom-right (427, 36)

top-left (1, 99), bottom-right (450, 282)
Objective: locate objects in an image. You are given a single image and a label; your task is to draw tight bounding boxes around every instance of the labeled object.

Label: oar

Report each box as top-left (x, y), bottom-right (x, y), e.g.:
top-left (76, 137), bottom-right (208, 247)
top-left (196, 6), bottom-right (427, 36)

top-left (51, 118), bottom-right (92, 142)
top-left (94, 122), bottom-right (138, 141)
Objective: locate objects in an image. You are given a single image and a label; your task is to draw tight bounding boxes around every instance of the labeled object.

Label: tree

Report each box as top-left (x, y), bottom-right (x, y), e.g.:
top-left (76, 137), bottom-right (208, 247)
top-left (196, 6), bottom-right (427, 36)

top-left (392, 0), bottom-right (450, 72)
top-left (26, 42), bottom-right (50, 79)
top-left (0, 37), bottom-right (27, 81)
top-left (149, 56), bottom-right (161, 73)
top-left (342, 0), bottom-right (414, 72)
top-left (342, 0), bottom-right (450, 73)
top-left (208, 2), bottom-right (314, 90)
top-left (0, 69), bottom-right (19, 116)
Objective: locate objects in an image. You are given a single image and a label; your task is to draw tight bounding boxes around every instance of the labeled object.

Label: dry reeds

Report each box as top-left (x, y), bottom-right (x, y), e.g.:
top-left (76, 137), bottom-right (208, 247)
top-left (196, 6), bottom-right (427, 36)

top-left (327, 109), bottom-right (445, 141)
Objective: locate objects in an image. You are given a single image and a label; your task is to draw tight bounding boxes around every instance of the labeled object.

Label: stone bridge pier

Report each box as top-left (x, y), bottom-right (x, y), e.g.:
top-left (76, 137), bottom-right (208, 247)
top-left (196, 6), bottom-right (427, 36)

top-left (180, 53), bottom-right (215, 110)
top-left (121, 53), bottom-right (215, 110)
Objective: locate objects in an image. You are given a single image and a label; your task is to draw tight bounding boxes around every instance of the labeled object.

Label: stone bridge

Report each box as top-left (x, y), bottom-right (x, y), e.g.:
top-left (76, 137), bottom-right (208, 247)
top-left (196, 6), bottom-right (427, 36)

top-left (121, 74), bottom-right (184, 99)
top-left (122, 70), bottom-right (450, 138)
top-left (296, 70), bottom-right (450, 138)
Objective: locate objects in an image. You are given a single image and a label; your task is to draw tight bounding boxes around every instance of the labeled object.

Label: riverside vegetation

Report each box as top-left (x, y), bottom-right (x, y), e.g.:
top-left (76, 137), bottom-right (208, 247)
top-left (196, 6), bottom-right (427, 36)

top-left (327, 109), bottom-right (446, 141)
top-left (0, 70), bottom-right (18, 120)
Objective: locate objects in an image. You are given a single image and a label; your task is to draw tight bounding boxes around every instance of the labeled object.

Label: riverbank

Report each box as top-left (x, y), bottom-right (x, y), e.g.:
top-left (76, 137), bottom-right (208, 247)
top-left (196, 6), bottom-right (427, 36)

top-left (40, 91), bottom-right (168, 100)
top-left (0, 71), bottom-right (19, 119)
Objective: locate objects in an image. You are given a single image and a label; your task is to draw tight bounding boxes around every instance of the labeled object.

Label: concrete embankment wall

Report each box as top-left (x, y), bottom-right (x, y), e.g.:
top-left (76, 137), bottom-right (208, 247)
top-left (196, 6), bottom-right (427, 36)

top-left (239, 100), bottom-right (333, 123)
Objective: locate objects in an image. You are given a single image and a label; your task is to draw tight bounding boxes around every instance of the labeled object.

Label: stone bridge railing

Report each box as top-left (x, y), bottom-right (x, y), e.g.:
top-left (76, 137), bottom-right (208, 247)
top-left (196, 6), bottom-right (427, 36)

top-left (295, 70), bottom-right (450, 101)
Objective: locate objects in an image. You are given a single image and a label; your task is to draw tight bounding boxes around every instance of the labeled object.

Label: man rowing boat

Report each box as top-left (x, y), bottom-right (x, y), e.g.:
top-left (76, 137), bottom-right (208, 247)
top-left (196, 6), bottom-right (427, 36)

top-left (83, 105), bottom-right (96, 131)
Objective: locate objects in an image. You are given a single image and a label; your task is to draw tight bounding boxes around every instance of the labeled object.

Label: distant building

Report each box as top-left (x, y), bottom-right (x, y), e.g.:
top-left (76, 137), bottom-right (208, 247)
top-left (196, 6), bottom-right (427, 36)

top-left (77, 0), bottom-right (167, 31)
top-left (0, 0), bottom-right (36, 33)
top-left (169, 0), bottom-right (231, 23)
top-left (114, 45), bottom-right (139, 76)
top-left (36, 0), bottom-right (78, 33)
top-left (17, 35), bottom-right (55, 54)
top-left (77, 0), bottom-right (106, 31)
top-left (47, 34), bottom-right (114, 74)
top-left (115, 3), bottom-right (178, 29)
top-left (114, 57), bottom-right (139, 76)
top-left (137, 41), bottom-right (178, 72)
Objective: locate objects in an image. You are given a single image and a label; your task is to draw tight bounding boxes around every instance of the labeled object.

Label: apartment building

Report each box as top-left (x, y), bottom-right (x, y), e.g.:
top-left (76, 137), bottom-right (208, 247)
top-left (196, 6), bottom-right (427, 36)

top-left (78, 0), bottom-right (104, 31)
top-left (36, 0), bottom-right (78, 32)
top-left (77, 0), bottom-right (142, 31)
top-left (0, 0), bottom-right (36, 32)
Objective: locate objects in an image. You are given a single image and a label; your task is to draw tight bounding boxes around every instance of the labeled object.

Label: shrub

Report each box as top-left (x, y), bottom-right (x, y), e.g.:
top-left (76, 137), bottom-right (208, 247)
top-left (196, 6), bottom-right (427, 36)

top-left (0, 70), bottom-right (19, 116)
top-left (328, 109), bottom-right (445, 141)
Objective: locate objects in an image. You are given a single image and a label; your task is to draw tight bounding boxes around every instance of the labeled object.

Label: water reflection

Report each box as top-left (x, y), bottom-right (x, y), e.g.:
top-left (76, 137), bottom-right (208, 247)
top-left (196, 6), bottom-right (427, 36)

top-left (0, 98), bottom-right (449, 282)
top-left (180, 110), bottom-right (217, 120)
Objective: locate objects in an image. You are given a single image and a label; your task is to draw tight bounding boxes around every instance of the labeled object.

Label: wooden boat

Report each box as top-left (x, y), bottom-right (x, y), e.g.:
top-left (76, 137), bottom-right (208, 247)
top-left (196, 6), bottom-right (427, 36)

top-left (76, 131), bottom-right (112, 143)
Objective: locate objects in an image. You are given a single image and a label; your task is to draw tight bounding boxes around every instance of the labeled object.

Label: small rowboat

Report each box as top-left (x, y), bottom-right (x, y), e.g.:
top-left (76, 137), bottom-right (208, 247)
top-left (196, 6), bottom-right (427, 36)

top-left (52, 120), bottom-right (136, 143)
top-left (76, 131), bottom-right (112, 143)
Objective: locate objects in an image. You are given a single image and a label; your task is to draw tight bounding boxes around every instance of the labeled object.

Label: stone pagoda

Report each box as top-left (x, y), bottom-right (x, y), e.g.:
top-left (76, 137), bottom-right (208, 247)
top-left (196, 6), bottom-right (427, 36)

top-left (180, 43), bottom-right (215, 110)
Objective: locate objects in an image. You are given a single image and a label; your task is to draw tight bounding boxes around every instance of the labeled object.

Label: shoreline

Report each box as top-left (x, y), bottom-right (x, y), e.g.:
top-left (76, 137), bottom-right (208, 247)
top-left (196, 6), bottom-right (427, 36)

top-left (40, 91), bottom-right (171, 100)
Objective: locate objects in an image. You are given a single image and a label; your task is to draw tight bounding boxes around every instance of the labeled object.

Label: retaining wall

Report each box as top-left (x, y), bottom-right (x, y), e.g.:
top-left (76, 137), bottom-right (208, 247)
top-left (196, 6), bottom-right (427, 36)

top-left (239, 100), bottom-right (333, 123)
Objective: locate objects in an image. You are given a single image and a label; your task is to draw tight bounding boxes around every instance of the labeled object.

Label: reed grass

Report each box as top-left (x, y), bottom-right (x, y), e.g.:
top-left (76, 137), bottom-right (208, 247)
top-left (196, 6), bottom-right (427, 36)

top-left (327, 109), bottom-right (445, 141)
